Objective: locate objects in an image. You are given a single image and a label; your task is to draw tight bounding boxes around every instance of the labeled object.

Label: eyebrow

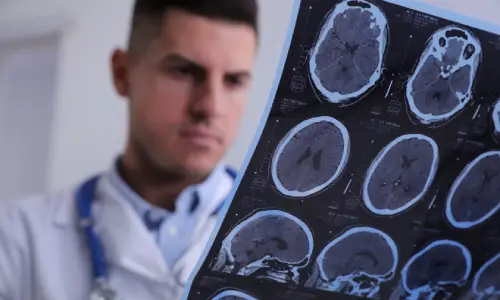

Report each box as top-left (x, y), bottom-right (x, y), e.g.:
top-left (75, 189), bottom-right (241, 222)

top-left (161, 53), bottom-right (252, 79)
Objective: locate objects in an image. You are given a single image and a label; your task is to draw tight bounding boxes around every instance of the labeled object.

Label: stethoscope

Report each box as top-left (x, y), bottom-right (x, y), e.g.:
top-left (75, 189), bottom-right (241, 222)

top-left (76, 166), bottom-right (237, 300)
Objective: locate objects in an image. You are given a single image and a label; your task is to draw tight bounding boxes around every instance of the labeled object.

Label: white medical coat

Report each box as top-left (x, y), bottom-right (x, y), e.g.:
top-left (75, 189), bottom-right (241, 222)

top-left (0, 170), bottom-right (233, 300)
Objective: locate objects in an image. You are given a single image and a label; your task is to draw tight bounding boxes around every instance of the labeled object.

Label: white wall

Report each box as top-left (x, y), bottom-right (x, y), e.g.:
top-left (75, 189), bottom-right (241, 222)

top-left (0, 0), bottom-right (499, 193)
top-left (0, 36), bottom-right (60, 200)
top-left (0, 0), bottom-right (133, 192)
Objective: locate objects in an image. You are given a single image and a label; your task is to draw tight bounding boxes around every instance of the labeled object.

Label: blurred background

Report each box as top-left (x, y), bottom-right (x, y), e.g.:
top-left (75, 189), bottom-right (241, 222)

top-left (0, 0), bottom-right (498, 201)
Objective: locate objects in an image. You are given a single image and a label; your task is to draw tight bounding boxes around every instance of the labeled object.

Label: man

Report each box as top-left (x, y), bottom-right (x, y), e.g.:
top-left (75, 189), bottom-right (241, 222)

top-left (0, 0), bottom-right (258, 299)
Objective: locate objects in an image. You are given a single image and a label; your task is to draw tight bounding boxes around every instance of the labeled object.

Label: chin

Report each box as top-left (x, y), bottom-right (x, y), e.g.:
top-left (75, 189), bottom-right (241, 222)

top-left (180, 156), bottom-right (220, 176)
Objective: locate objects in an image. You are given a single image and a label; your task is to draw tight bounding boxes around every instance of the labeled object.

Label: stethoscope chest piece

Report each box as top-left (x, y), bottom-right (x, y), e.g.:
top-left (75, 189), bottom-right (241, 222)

top-left (90, 287), bottom-right (116, 300)
top-left (90, 279), bottom-right (117, 300)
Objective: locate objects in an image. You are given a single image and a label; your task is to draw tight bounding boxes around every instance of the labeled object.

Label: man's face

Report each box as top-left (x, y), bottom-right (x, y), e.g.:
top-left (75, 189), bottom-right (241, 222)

top-left (112, 9), bottom-right (257, 176)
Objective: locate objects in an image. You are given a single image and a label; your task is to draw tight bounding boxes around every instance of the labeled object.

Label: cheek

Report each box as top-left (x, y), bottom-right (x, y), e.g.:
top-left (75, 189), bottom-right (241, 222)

top-left (132, 75), bottom-right (190, 127)
top-left (155, 75), bottom-right (192, 100)
top-left (223, 100), bottom-right (246, 140)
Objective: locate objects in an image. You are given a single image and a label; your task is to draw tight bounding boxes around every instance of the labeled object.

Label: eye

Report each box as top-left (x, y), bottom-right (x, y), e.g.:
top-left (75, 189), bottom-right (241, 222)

top-left (169, 66), bottom-right (192, 76)
top-left (166, 65), bottom-right (204, 82)
top-left (225, 74), bottom-right (246, 88)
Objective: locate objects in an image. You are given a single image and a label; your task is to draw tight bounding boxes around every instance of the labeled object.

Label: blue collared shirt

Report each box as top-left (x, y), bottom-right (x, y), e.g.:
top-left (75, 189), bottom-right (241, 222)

top-left (108, 161), bottom-right (228, 269)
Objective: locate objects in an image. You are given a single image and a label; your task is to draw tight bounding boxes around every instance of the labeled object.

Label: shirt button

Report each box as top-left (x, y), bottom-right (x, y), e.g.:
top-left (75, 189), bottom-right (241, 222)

top-left (168, 226), bottom-right (178, 236)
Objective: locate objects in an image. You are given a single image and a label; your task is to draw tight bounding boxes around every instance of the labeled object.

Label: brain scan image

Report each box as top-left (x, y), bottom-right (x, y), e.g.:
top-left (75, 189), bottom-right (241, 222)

top-left (401, 240), bottom-right (472, 300)
top-left (362, 134), bottom-right (439, 216)
top-left (210, 290), bottom-right (258, 300)
top-left (445, 151), bottom-right (500, 229)
top-left (406, 26), bottom-right (482, 125)
top-left (271, 116), bottom-right (350, 197)
top-left (210, 210), bottom-right (313, 285)
top-left (305, 226), bottom-right (398, 298)
top-left (472, 253), bottom-right (500, 299)
top-left (492, 99), bottom-right (500, 141)
top-left (309, 0), bottom-right (388, 104)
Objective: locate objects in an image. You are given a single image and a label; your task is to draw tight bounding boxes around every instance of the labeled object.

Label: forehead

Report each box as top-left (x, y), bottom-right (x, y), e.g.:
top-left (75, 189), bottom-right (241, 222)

top-left (147, 9), bottom-right (257, 70)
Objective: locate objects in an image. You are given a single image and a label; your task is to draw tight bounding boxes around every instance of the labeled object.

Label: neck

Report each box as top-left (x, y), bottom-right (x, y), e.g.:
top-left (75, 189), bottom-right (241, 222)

top-left (118, 146), bottom-right (207, 211)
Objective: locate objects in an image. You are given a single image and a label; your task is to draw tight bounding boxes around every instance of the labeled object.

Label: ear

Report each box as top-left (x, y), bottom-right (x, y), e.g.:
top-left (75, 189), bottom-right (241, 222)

top-left (110, 49), bottom-right (130, 97)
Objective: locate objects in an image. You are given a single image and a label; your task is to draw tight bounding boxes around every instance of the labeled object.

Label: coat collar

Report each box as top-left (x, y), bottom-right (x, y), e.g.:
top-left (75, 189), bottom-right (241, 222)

top-left (107, 159), bottom-right (229, 224)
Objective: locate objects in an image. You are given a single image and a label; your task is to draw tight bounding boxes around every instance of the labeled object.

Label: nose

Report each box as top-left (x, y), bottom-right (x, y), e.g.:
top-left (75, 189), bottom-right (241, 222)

top-left (189, 75), bottom-right (225, 120)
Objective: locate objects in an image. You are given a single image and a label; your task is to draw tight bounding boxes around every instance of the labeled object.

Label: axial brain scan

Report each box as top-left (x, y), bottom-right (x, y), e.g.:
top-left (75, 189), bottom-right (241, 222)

top-left (271, 116), bottom-right (350, 197)
top-left (472, 252), bottom-right (500, 299)
top-left (445, 151), bottom-right (500, 229)
top-left (363, 134), bottom-right (439, 215)
top-left (305, 226), bottom-right (398, 298)
top-left (401, 240), bottom-right (472, 299)
top-left (406, 25), bottom-right (482, 125)
top-left (210, 210), bottom-right (313, 285)
top-left (210, 290), bottom-right (258, 300)
top-left (309, 0), bottom-right (388, 104)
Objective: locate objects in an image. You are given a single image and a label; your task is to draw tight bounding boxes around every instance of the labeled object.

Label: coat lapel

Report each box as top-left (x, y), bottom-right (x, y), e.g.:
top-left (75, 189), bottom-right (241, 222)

top-left (173, 170), bottom-right (233, 284)
top-left (90, 175), bottom-right (170, 283)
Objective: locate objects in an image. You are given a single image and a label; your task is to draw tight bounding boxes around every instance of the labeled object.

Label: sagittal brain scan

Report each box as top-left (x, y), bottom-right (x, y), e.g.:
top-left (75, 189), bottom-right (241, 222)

top-left (271, 116), bottom-right (350, 197)
top-left (210, 290), bottom-right (258, 300)
top-left (492, 99), bottom-right (500, 140)
top-left (445, 151), bottom-right (500, 229)
top-left (362, 134), bottom-right (439, 215)
top-left (210, 210), bottom-right (313, 284)
top-left (401, 240), bottom-right (472, 299)
top-left (473, 252), bottom-right (500, 299)
top-left (304, 226), bottom-right (398, 298)
top-left (406, 26), bottom-right (482, 125)
top-left (309, 0), bottom-right (388, 104)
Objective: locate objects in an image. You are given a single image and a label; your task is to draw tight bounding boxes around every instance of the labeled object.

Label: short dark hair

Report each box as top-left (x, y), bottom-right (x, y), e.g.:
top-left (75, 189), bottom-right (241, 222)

top-left (128, 0), bottom-right (259, 55)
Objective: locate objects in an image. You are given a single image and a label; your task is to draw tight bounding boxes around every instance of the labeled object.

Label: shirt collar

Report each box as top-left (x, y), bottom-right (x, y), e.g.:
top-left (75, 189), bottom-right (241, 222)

top-left (194, 163), bottom-right (227, 213)
top-left (107, 158), bottom-right (227, 220)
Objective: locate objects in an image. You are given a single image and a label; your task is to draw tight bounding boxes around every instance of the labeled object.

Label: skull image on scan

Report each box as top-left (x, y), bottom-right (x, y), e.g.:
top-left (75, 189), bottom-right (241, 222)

top-left (401, 240), bottom-right (472, 300)
top-left (305, 226), bottom-right (398, 298)
top-left (406, 25), bottom-right (482, 125)
top-left (309, 0), bottom-right (388, 104)
top-left (271, 116), bottom-right (350, 197)
top-left (363, 134), bottom-right (439, 216)
top-left (472, 252), bottom-right (500, 299)
top-left (210, 210), bottom-right (313, 285)
top-left (445, 151), bottom-right (500, 229)
top-left (271, 116), bottom-right (350, 198)
top-left (210, 289), bottom-right (258, 300)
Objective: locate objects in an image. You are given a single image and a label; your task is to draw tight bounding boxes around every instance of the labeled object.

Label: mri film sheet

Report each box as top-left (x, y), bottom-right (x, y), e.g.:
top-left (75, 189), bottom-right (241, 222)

top-left (184, 0), bottom-right (500, 299)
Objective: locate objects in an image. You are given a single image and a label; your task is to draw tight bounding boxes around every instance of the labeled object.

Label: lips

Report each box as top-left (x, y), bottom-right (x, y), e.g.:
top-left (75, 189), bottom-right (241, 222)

top-left (179, 127), bottom-right (222, 147)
